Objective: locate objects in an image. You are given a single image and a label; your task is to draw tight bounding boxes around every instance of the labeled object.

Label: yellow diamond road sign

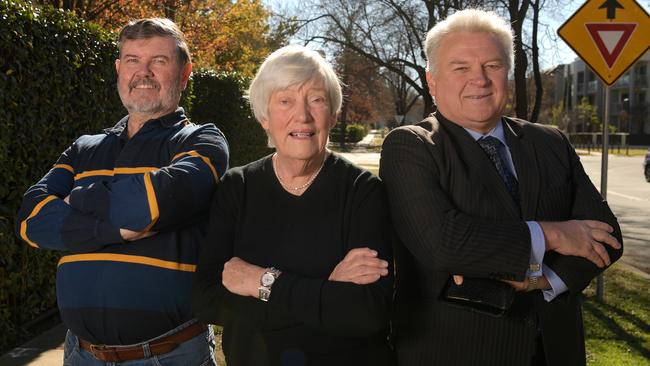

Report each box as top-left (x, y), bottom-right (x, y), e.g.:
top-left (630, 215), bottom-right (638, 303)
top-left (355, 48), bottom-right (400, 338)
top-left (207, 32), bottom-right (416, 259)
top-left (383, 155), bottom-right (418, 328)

top-left (558, 0), bottom-right (650, 85)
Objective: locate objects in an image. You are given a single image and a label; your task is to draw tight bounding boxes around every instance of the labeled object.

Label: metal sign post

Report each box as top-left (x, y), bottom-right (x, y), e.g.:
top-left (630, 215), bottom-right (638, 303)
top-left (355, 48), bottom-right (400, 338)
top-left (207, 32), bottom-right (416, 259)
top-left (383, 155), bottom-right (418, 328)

top-left (558, 0), bottom-right (649, 304)
top-left (596, 85), bottom-right (610, 302)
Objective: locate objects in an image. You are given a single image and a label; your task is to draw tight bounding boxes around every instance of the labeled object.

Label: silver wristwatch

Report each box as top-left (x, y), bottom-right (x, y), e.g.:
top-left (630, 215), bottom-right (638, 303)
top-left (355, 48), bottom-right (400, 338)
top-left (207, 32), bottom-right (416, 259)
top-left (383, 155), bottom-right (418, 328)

top-left (259, 267), bottom-right (281, 302)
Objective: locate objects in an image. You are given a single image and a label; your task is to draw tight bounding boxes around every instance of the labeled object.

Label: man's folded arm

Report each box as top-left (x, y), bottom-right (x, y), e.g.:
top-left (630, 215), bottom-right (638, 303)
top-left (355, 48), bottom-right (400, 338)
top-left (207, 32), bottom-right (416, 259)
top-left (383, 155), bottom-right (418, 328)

top-left (67, 125), bottom-right (229, 233)
top-left (16, 145), bottom-right (123, 252)
top-left (542, 136), bottom-right (623, 295)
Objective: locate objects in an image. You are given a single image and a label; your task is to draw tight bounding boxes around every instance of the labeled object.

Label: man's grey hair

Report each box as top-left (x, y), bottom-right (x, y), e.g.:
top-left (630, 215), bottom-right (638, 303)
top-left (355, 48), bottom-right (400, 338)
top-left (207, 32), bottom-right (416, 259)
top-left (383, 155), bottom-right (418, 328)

top-left (247, 45), bottom-right (342, 124)
top-left (424, 9), bottom-right (514, 74)
top-left (118, 18), bottom-right (191, 65)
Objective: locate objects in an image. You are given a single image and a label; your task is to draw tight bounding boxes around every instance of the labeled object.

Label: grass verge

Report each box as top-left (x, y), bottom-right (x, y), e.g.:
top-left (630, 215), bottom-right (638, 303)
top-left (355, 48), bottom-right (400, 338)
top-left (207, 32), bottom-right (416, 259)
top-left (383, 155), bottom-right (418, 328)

top-left (212, 260), bottom-right (649, 366)
top-left (583, 264), bottom-right (650, 365)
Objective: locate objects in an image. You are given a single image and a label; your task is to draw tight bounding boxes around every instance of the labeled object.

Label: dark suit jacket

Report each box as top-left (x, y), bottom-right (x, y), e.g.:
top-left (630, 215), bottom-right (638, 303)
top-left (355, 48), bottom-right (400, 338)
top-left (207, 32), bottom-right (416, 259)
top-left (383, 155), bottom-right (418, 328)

top-left (379, 113), bottom-right (623, 366)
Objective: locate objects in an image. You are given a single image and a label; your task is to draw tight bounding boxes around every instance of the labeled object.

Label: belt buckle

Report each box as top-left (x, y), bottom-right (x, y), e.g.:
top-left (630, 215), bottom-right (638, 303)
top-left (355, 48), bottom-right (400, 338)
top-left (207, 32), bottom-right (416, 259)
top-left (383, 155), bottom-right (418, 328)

top-left (89, 343), bottom-right (108, 352)
top-left (88, 343), bottom-right (126, 362)
top-left (89, 343), bottom-right (111, 359)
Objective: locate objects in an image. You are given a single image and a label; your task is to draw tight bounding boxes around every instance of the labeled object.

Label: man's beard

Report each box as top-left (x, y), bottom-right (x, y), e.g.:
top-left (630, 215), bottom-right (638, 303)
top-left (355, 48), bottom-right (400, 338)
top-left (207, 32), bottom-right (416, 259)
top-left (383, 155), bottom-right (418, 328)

top-left (120, 77), bottom-right (181, 115)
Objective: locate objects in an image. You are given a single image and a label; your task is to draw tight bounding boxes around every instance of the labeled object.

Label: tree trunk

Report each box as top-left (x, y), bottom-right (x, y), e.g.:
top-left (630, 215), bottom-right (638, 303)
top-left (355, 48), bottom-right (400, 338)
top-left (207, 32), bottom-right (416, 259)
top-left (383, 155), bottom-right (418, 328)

top-left (339, 50), bottom-right (351, 148)
top-left (508, 0), bottom-right (530, 120)
top-left (530, 0), bottom-right (543, 123)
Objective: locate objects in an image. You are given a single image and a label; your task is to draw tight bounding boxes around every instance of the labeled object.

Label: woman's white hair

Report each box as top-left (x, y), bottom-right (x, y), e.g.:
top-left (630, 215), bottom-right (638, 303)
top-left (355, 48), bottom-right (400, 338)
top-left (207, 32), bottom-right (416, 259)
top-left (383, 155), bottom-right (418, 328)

top-left (424, 9), bottom-right (514, 74)
top-left (247, 45), bottom-right (342, 124)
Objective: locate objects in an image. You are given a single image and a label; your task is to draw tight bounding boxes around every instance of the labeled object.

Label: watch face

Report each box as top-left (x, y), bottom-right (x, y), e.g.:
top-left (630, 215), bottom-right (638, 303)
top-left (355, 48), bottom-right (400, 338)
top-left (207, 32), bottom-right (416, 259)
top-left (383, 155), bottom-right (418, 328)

top-left (261, 272), bottom-right (276, 286)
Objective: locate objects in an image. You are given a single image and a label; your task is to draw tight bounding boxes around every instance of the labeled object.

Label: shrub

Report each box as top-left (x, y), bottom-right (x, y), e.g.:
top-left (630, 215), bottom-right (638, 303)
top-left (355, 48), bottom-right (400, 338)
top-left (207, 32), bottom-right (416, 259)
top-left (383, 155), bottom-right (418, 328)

top-left (329, 122), bottom-right (369, 144)
top-left (0, 0), bottom-right (124, 350)
top-left (346, 123), bottom-right (369, 143)
top-left (188, 69), bottom-right (271, 168)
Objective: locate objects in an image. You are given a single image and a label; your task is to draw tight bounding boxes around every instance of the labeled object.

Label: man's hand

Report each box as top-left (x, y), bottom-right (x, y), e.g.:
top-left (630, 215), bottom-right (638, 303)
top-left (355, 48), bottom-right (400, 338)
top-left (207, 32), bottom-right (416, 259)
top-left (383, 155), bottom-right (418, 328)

top-left (120, 228), bottom-right (157, 241)
top-left (502, 277), bottom-right (551, 292)
top-left (222, 257), bottom-right (265, 298)
top-left (453, 275), bottom-right (551, 292)
top-left (67, 196), bottom-right (156, 242)
top-left (540, 220), bottom-right (621, 268)
top-left (329, 248), bottom-right (389, 285)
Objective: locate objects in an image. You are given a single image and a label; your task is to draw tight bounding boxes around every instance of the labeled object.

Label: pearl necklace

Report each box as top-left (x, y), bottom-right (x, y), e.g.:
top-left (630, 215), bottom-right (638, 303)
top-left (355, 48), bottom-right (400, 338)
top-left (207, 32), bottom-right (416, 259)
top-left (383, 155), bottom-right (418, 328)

top-left (273, 152), bottom-right (328, 191)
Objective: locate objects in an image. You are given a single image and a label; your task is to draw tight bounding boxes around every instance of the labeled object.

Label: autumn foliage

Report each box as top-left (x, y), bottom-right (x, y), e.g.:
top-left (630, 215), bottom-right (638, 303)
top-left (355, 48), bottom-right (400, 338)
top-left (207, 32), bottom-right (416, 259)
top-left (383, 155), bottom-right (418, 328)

top-left (337, 49), bottom-right (394, 125)
top-left (37, 0), bottom-right (282, 77)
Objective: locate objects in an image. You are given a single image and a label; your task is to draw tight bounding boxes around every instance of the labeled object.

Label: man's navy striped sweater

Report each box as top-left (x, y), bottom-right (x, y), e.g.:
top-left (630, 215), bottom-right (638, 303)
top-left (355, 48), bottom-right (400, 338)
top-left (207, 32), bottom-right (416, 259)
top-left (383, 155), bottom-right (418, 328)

top-left (16, 108), bottom-right (229, 344)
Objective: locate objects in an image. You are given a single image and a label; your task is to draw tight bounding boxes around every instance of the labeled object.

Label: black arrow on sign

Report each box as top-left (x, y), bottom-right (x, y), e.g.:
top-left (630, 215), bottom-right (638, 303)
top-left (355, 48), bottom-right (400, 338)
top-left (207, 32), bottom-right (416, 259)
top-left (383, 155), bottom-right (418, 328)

top-left (599, 0), bottom-right (624, 19)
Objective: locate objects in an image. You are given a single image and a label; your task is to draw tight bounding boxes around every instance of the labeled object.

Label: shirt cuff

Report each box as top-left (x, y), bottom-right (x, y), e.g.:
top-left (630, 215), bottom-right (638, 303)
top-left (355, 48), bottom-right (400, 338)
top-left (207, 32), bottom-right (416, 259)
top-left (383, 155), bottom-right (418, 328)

top-left (542, 264), bottom-right (568, 301)
top-left (526, 221), bottom-right (545, 277)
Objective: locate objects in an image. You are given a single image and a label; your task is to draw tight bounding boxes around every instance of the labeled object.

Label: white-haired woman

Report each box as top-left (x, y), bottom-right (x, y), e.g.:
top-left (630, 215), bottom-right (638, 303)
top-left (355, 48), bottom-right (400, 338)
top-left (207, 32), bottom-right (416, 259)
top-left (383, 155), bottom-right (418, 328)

top-left (193, 45), bottom-right (395, 366)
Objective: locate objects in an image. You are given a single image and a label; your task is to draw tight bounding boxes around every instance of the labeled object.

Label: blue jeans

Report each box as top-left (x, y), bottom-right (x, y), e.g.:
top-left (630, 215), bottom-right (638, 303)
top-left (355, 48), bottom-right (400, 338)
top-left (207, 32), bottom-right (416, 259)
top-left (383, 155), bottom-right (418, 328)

top-left (63, 320), bottom-right (217, 366)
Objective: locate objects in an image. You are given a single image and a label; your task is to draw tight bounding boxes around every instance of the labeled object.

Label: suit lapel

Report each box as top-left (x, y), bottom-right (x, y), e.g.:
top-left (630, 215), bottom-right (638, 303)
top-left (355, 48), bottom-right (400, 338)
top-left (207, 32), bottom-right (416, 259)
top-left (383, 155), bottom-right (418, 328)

top-left (503, 118), bottom-right (540, 220)
top-left (437, 115), bottom-right (521, 219)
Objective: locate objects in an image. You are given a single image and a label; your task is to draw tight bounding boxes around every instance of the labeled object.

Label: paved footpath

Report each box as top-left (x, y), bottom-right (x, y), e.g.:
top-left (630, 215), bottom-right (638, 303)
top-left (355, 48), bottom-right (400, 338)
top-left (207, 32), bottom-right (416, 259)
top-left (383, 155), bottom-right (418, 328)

top-left (0, 323), bottom-right (66, 365)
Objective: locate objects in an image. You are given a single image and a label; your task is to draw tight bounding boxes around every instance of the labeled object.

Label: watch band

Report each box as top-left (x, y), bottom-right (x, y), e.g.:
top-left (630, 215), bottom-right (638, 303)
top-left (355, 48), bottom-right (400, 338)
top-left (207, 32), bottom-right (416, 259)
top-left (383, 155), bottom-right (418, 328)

top-left (258, 267), bottom-right (281, 302)
top-left (527, 276), bottom-right (540, 291)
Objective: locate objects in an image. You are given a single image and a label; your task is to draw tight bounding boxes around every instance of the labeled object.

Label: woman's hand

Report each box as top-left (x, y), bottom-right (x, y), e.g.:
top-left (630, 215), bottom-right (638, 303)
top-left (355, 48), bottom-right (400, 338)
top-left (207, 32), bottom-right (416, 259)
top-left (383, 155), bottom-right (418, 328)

top-left (222, 257), bottom-right (265, 298)
top-left (329, 248), bottom-right (390, 285)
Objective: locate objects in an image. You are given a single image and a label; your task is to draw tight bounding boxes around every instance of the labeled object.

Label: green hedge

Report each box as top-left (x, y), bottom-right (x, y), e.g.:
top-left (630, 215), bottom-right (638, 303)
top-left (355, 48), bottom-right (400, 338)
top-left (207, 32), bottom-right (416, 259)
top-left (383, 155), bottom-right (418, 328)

top-left (330, 122), bottom-right (369, 144)
top-left (188, 69), bottom-right (271, 168)
top-left (0, 0), bottom-right (124, 351)
top-left (0, 0), bottom-right (269, 351)
top-left (346, 123), bottom-right (369, 143)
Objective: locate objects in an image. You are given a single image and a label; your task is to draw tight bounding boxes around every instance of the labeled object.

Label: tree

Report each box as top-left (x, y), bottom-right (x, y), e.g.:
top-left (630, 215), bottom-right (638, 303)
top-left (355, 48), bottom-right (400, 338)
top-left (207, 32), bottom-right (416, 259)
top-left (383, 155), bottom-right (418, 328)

top-left (289, 0), bottom-right (551, 122)
top-left (576, 97), bottom-right (601, 132)
top-left (380, 40), bottom-right (422, 124)
top-left (334, 47), bottom-right (393, 145)
top-left (296, 0), bottom-right (466, 118)
top-left (528, 0), bottom-right (543, 123)
top-left (35, 0), bottom-right (291, 77)
top-left (337, 50), bottom-right (393, 124)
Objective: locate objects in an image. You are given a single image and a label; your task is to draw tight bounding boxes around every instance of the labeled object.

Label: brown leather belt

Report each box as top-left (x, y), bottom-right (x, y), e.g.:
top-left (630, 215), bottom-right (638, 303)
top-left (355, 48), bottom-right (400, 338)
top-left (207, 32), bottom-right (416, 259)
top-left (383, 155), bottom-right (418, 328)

top-left (79, 323), bottom-right (208, 362)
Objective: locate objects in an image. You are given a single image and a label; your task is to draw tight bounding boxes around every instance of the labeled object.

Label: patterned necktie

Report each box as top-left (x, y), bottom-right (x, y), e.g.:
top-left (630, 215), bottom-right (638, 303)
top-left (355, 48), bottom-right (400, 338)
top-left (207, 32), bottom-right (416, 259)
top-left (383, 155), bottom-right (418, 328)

top-left (477, 136), bottom-right (520, 205)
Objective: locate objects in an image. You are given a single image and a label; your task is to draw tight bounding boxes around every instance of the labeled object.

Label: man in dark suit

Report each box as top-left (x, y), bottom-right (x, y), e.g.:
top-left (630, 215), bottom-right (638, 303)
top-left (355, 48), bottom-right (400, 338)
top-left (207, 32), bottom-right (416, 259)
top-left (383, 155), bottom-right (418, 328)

top-left (380, 9), bottom-right (623, 366)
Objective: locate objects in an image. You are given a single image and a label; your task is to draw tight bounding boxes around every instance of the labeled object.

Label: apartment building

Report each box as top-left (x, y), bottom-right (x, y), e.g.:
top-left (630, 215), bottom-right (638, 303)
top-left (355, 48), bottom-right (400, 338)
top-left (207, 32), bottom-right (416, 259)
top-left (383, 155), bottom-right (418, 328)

top-left (554, 51), bottom-right (650, 145)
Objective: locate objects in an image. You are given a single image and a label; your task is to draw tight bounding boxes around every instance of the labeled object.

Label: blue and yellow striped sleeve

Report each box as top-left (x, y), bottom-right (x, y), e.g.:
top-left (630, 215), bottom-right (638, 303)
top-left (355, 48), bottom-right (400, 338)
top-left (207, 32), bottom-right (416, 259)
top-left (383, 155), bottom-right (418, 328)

top-left (16, 144), bottom-right (123, 251)
top-left (67, 124), bottom-right (229, 233)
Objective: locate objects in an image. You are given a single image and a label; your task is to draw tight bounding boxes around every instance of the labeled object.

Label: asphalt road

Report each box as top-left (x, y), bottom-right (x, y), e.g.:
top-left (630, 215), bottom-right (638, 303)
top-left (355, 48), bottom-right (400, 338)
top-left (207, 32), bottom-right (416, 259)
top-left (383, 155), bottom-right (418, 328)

top-left (579, 152), bottom-right (650, 276)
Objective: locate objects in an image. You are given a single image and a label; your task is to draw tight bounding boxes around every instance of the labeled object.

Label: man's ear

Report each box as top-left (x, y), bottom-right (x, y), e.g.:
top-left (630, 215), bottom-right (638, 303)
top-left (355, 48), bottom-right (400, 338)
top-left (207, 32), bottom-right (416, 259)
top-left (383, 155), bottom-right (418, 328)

top-left (115, 59), bottom-right (121, 74)
top-left (180, 62), bottom-right (192, 90)
top-left (426, 71), bottom-right (436, 99)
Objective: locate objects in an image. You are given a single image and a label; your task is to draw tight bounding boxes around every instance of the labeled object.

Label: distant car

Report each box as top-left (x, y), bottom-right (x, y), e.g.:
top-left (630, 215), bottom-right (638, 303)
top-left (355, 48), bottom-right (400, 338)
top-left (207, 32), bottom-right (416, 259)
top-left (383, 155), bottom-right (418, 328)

top-left (645, 147), bottom-right (650, 182)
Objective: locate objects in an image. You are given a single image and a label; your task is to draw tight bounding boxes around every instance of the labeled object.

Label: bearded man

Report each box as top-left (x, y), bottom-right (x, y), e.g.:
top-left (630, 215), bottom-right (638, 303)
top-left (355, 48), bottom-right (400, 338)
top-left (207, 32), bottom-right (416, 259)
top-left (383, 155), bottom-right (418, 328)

top-left (16, 18), bottom-right (228, 365)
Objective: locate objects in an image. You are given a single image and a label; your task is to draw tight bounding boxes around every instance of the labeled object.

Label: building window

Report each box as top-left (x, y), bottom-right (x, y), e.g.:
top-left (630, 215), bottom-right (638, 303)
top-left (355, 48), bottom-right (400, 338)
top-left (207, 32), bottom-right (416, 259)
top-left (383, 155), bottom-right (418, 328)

top-left (577, 71), bottom-right (585, 94)
top-left (636, 64), bottom-right (648, 85)
top-left (587, 71), bottom-right (596, 81)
